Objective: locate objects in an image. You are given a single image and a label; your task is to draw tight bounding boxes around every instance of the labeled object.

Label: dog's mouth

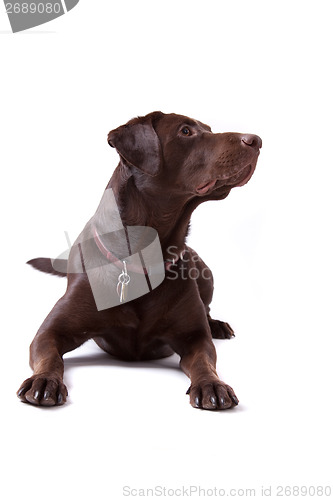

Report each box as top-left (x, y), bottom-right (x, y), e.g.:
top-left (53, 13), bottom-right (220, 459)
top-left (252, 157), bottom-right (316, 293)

top-left (195, 164), bottom-right (256, 195)
top-left (196, 179), bottom-right (217, 195)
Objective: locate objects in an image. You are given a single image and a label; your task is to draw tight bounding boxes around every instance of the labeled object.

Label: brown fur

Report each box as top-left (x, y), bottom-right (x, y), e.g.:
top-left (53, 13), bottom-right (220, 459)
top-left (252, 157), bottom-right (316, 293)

top-left (17, 111), bottom-right (261, 410)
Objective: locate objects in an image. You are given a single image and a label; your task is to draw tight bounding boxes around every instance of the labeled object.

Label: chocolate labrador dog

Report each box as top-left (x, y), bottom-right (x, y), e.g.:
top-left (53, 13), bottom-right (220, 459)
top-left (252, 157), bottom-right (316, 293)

top-left (17, 111), bottom-right (261, 410)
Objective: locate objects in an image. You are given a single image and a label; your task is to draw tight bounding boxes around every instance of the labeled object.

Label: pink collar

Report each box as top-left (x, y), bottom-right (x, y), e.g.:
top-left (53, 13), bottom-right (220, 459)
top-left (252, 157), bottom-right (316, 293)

top-left (92, 226), bottom-right (184, 274)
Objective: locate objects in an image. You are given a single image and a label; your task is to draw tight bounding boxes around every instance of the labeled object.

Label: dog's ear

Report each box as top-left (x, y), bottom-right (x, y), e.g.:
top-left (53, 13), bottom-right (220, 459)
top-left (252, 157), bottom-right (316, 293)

top-left (107, 112), bottom-right (164, 176)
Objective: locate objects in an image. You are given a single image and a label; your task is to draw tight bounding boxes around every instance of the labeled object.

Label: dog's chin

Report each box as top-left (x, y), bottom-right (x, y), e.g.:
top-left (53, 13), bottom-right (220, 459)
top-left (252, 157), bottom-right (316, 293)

top-left (195, 163), bottom-right (256, 197)
top-left (225, 163), bottom-right (256, 187)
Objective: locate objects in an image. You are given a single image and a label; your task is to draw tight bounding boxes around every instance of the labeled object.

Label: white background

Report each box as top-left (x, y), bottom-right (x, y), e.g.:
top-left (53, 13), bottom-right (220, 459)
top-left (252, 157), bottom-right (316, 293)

top-left (1, 1), bottom-right (332, 499)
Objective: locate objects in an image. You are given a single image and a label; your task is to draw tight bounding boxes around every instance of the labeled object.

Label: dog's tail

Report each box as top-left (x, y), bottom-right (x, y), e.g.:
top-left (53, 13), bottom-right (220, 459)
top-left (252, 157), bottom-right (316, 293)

top-left (27, 258), bottom-right (67, 277)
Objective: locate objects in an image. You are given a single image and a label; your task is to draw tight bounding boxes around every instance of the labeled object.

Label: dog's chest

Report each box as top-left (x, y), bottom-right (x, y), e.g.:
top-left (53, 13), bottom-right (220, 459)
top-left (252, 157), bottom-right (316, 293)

top-left (96, 276), bottom-right (192, 360)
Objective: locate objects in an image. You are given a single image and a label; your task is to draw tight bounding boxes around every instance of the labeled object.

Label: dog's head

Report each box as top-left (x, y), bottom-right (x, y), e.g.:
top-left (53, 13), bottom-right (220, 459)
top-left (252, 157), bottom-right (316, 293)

top-left (108, 111), bottom-right (261, 200)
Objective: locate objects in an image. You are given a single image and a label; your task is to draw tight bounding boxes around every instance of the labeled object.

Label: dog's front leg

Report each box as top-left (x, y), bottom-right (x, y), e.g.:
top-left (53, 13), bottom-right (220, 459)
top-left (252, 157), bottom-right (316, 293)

top-left (17, 293), bottom-right (90, 406)
top-left (172, 334), bottom-right (239, 410)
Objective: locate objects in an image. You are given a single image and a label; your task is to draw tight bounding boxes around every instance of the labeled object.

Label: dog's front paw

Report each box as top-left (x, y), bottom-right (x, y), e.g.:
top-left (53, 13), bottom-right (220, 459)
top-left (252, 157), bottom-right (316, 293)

top-left (186, 381), bottom-right (238, 410)
top-left (208, 318), bottom-right (235, 339)
top-left (17, 375), bottom-right (68, 406)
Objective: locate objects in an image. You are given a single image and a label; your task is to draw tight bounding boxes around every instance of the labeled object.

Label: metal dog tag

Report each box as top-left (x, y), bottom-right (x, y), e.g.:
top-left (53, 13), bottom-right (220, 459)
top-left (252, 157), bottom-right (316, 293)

top-left (116, 261), bottom-right (131, 303)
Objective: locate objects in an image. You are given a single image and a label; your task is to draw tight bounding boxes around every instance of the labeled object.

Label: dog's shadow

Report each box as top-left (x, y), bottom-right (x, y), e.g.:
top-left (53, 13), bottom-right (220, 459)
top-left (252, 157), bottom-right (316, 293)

top-left (64, 346), bottom-right (181, 374)
top-left (63, 348), bottom-right (183, 398)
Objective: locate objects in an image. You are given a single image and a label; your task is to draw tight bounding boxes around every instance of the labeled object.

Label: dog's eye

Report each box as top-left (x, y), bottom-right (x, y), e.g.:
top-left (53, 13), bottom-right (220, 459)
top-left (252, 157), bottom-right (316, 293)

top-left (181, 127), bottom-right (191, 136)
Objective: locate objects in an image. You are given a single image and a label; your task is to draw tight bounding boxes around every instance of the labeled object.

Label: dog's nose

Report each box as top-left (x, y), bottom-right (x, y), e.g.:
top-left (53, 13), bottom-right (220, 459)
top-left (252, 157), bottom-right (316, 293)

top-left (241, 134), bottom-right (262, 150)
